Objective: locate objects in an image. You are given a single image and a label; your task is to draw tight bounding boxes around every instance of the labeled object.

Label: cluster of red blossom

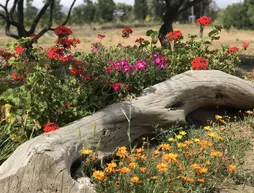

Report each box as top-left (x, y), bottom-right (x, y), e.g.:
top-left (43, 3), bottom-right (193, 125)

top-left (122, 27), bottom-right (133, 38)
top-left (196, 16), bottom-right (212, 26)
top-left (167, 30), bottom-right (183, 41)
top-left (46, 26), bottom-right (81, 63)
top-left (43, 122), bottom-right (59, 133)
top-left (191, 56), bottom-right (209, 70)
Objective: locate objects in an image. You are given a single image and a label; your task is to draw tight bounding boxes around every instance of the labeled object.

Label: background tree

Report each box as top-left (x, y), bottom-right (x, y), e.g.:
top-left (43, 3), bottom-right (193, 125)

top-left (159, 0), bottom-right (207, 47)
top-left (95, 0), bottom-right (115, 22)
top-left (0, 0), bottom-right (76, 46)
top-left (152, 0), bottom-right (166, 20)
top-left (134, 0), bottom-right (148, 20)
top-left (114, 3), bottom-right (133, 22)
top-left (24, 0), bottom-right (38, 26)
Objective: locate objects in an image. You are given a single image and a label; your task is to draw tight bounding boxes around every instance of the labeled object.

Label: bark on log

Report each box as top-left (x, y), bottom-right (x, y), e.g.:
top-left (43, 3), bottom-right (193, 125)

top-left (1, 70), bottom-right (254, 193)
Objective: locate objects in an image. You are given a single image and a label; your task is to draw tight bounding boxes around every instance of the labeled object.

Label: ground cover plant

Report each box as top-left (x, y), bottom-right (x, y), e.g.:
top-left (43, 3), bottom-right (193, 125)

top-left (0, 16), bottom-right (253, 192)
top-left (79, 114), bottom-right (253, 193)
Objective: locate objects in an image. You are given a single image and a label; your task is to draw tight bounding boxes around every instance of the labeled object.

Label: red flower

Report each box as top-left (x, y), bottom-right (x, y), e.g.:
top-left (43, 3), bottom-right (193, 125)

top-left (122, 27), bottom-right (133, 38)
top-left (56, 37), bottom-right (80, 48)
top-left (84, 74), bottom-right (91, 80)
top-left (58, 55), bottom-right (74, 63)
top-left (112, 82), bottom-right (123, 91)
top-left (242, 42), bottom-right (249, 50)
top-left (54, 26), bottom-right (72, 37)
top-left (69, 67), bottom-right (83, 75)
top-left (191, 56), bottom-right (209, 70)
top-left (65, 102), bottom-right (71, 108)
top-left (196, 16), bottom-right (212, 26)
top-left (227, 46), bottom-right (239, 53)
top-left (97, 34), bottom-right (106, 39)
top-left (167, 30), bottom-right (183, 41)
top-left (135, 38), bottom-right (144, 44)
top-left (46, 47), bottom-right (62, 60)
top-left (15, 44), bottom-right (25, 54)
top-left (252, 69), bottom-right (254, 72)
top-left (43, 122), bottom-right (59, 133)
top-left (11, 73), bottom-right (23, 81)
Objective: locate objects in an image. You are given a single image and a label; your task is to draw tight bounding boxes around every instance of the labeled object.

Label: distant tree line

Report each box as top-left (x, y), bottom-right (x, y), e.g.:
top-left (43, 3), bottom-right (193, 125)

top-left (219, 0), bottom-right (254, 30)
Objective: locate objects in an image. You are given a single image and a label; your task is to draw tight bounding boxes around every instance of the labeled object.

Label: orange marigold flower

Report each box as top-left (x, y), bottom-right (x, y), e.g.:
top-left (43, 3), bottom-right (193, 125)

top-left (160, 144), bottom-right (171, 151)
top-left (190, 163), bottom-right (201, 169)
top-left (153, 150), bottom-right (161, 155)
top-left (210, 151), bottom-right (223, 157)
top-left (167, 178), bottom-right (171, 182)
top-left (139, 167), bottom-right (147, 173)
top-left (116, 146), bottom-right (128, 158)
top-left (177, 143), bottom-right (187, 148)
top-left (228, 164), bottom-right (237, 172)
top-left (142, 137), bottom-right (146, 141)
top-left (120, 167), bottom-right (130, 173)
top-left (162, 153), bottom-right (178, 162)
top-left (157, 162), bottom-right (168, 172)
top-left (129, 162), bottom-right (137, 169)
top-left (205, 161), bottom-right (211, 166)
top-left (93, 171), bottom-right (105, 181)
top-left (196, 167), bottom-right (208, 174)
top-left (198, 140), bottom-right (212, 149)
top-left (215, 115), bottom-right (223, 119)
top-left (184, 140), bottom-right (192, 145)
top-left (136, 148), bottom-right (144, 153)
top-left (181, 176), bottom-right (195, 183)
top-left (130, 176), bottom-right (140, 183)
top-left (197, 178), bottom-right (205, 183)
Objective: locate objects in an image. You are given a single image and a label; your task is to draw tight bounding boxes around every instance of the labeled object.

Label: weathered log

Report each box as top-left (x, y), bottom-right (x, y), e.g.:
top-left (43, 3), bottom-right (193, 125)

top-left (1, 70), bottom-right (254, 193)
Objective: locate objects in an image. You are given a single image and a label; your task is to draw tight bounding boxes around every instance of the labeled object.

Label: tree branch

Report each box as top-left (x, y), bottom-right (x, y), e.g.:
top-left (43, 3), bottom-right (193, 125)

top-left (178, 0), bottom-right (207, 14)
top-left (61, 0), bottom-right (77, 26)
top-left (10, 0), bottom-right (18, 22)
top-left (29, 0), bottom-right (52, 34)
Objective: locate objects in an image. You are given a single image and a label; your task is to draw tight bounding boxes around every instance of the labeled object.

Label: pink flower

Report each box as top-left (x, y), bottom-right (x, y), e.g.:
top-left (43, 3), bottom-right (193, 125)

top-left (116, 60), bottom-right (132, 73)
top-left (135, 60), bottom-right (147, 71)
top-left (152, 53), bottom-right (167, 69)
top-left (112, 83), bottom-right (123, 91)
top-left (252, 69), bottom-right (254, 72)
top-left (105, 67), bottom-right (113, 73)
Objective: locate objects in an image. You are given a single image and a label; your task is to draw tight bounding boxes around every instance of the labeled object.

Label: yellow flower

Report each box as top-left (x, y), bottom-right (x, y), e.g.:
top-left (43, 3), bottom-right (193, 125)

top-left (208, 132), bottom-right (217, 138)
top-left (139, 167), bottom-right (147, 173)
top-left (228, 164), bottom-right (237, 172)
top-left (105, 162), bottom-right (117, 173)
top-left (179, 131), bottom-right (187, 135)
top-left (215, 115), bottom-right (223, 119)
top-left (93, 171), bottom-right (105, 181)
top-left (210, 151), bottom-right (223, 157)
top-left (193, 138), bottom-right (200, 142)
top-left (176, 135), bottom-right (183, 139)
top-left (168, 137), bottom-right (175, 142)
top-left (160, 144), bottom-right (171, 151)
top-left (120, 167), bottom-right (130, 173)
top-left (129, 162), bottom-right (137, 169)
top-left (81, 149), bottom-right (93, 155)
top-left (177, 143), bottom-right (187, 148)
top-left (156, 162), bottom-right (168, 172)
top-left (130, 176), bottom-right (140, 183)
top-left (162, 153), bottom-right (178, 162)
top-left (107, 162), bottom-right (117, 168)
top-left (196, 167), bottom-right (208, 174)
top-left (197, 178), bottom-right (205, 183)
top-left (204, 126), bottom-right (211, 131)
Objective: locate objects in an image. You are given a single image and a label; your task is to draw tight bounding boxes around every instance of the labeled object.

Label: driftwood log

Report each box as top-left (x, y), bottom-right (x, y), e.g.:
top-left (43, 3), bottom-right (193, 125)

top-left (1, 70), bottom-right (254, 193)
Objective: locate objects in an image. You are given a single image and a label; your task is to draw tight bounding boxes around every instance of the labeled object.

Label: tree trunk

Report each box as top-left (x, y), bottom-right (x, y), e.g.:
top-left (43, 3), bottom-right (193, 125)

top-left (0, 70), bottom-right (254, 193)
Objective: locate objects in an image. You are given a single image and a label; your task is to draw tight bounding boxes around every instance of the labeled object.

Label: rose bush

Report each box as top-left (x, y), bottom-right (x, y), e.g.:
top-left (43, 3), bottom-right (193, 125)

top-left (0, 17), bottom-right (248, 163)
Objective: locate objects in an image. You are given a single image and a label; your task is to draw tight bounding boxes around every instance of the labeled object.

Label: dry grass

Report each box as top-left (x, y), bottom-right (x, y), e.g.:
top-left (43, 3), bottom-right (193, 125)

top-left (0, 24), bottom-right (254, 55)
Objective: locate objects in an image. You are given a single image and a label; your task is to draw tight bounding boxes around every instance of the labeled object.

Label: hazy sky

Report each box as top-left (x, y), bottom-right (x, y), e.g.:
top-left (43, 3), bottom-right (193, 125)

top-left (32, 0), bottom-right (243, 9)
